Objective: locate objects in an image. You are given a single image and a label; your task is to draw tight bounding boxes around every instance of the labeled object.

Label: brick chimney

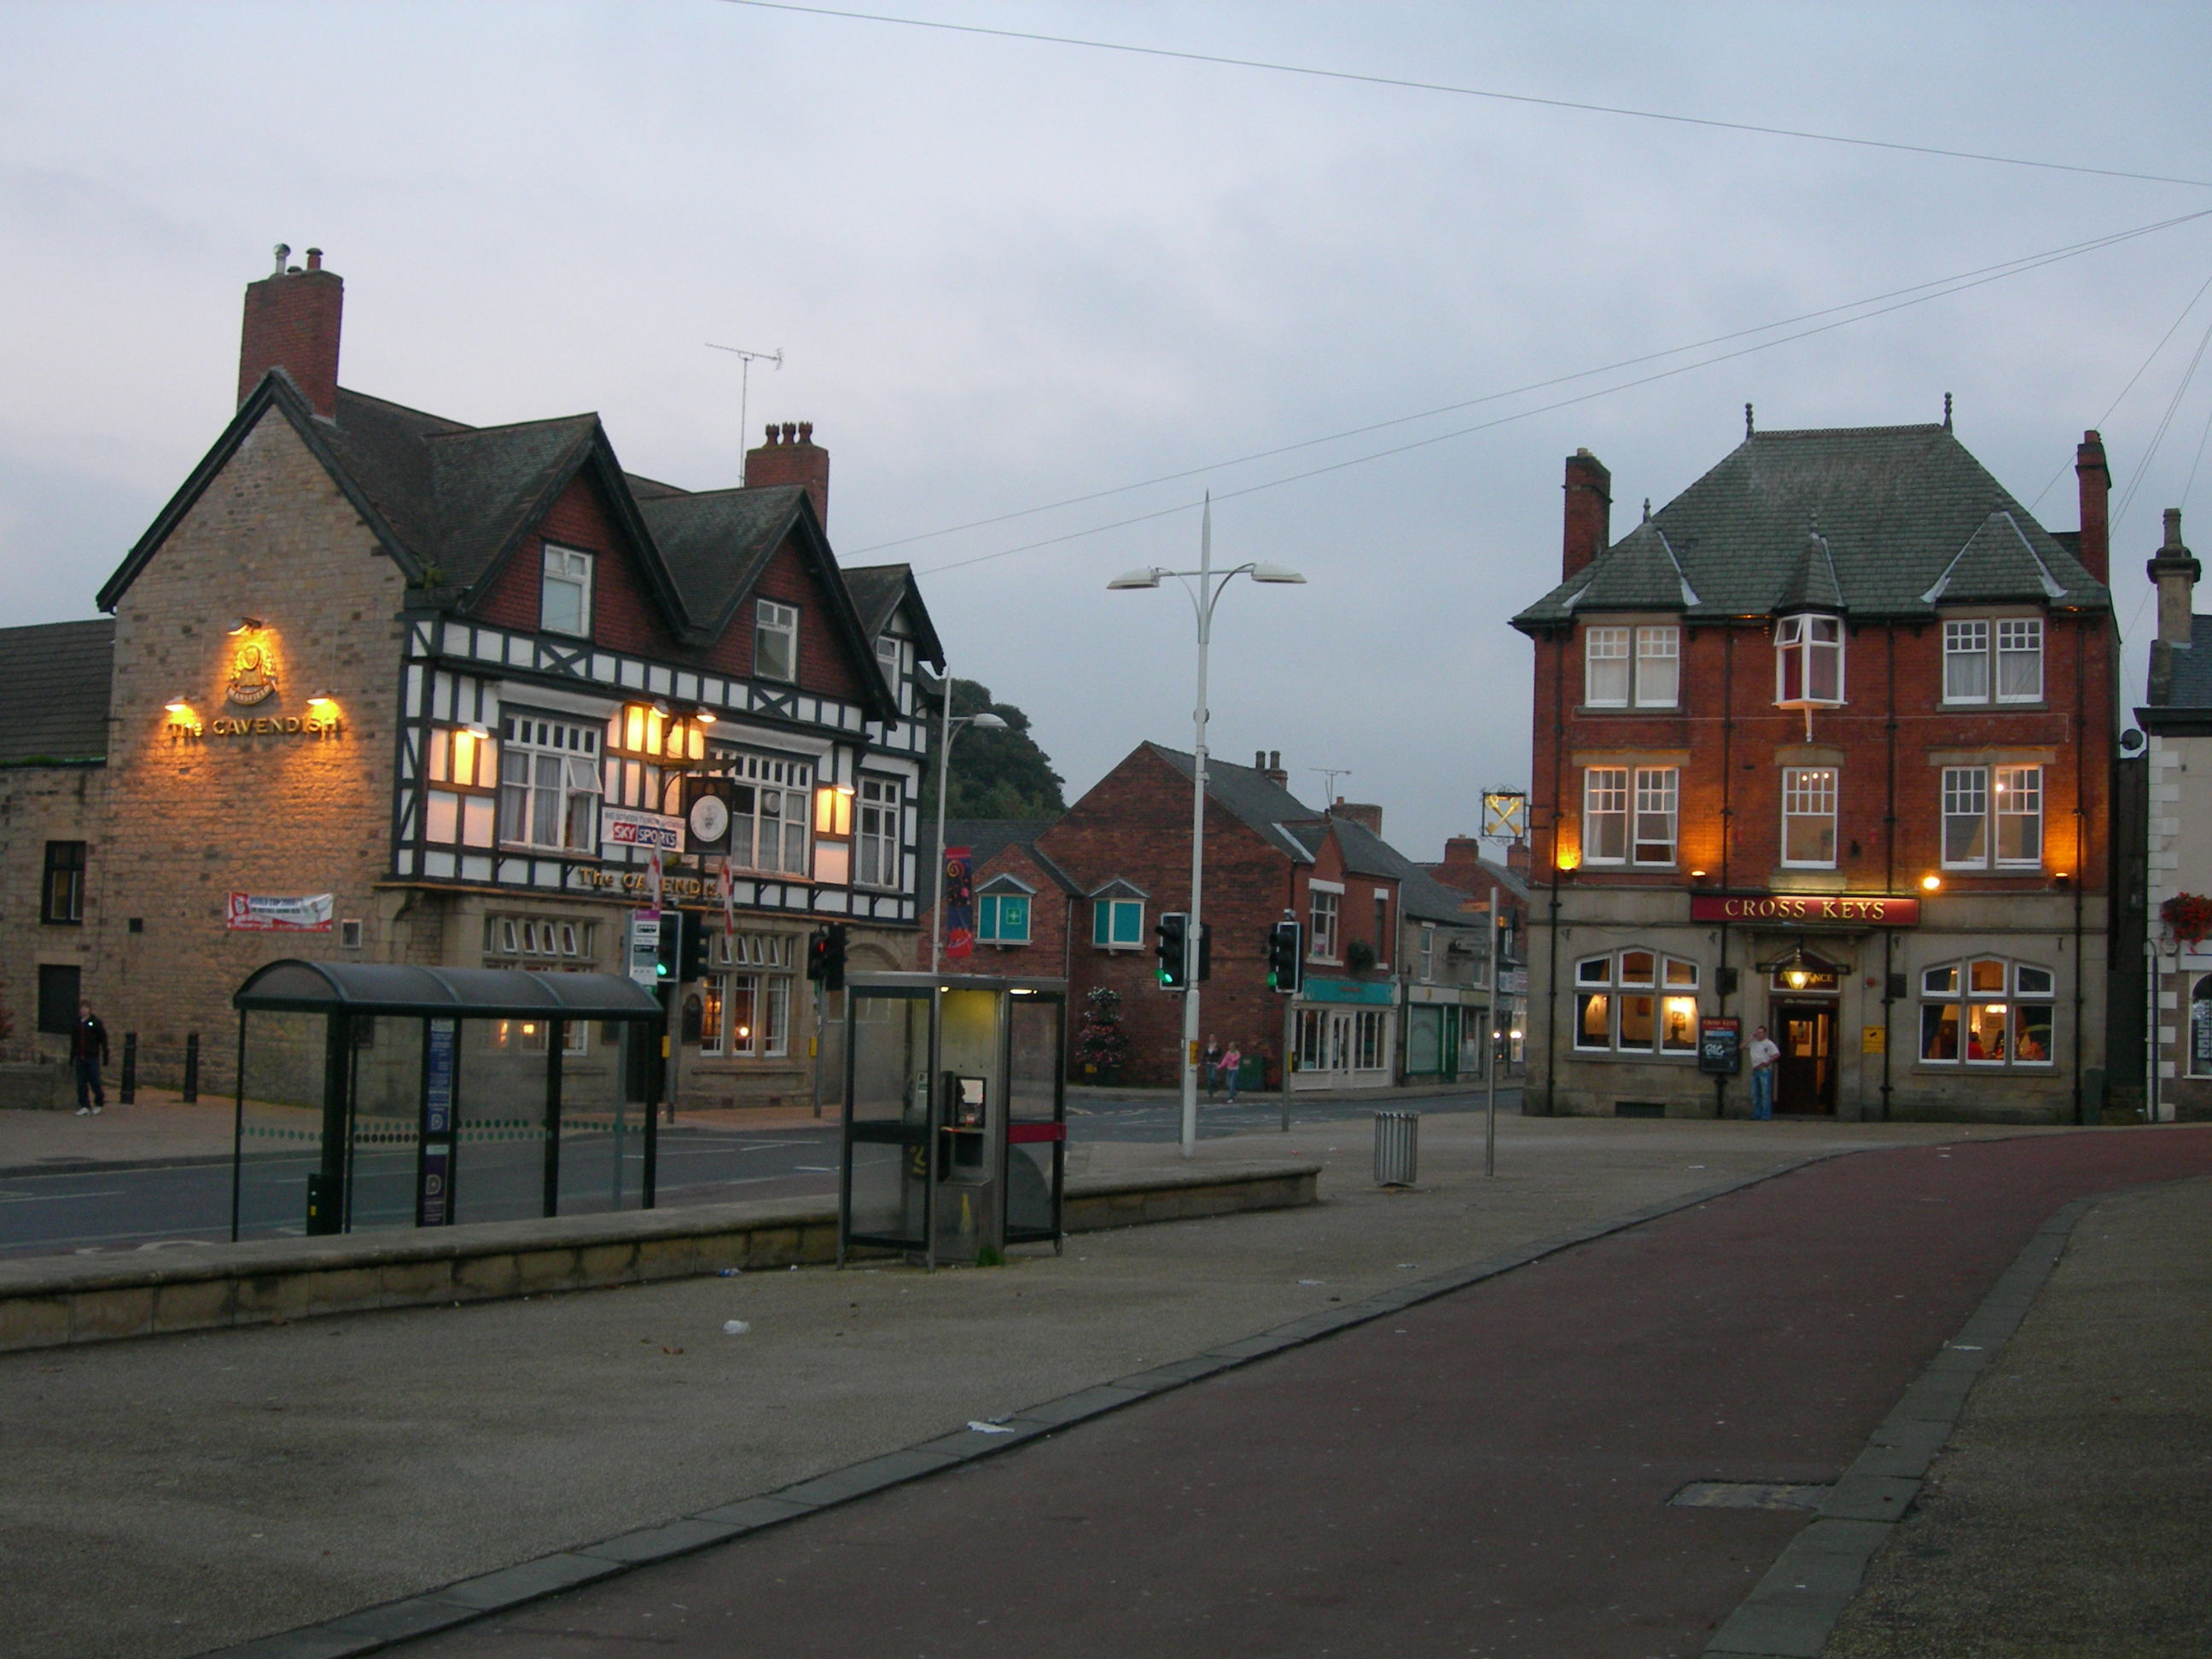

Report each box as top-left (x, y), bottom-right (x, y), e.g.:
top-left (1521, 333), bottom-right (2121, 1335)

top-left (1256, 750), bottom-right (1289, 790)
top-left (1330, 799), bottom-right (1383, 838)
top-left (238, 245), bottom-right (342, 419)
top-left (1441, 835), bottom-right (1484, 875)
top-left (1505, 840), bottom-right (1531, 876)
top-left (2148, 509), bottom-right (2199, 649)
top-left (1563, 448), bottom-right (1612, 580)
top-left (2075, 429), bottom-right (2111, 585)
top-left (745, 422), bottom-right (830, 529)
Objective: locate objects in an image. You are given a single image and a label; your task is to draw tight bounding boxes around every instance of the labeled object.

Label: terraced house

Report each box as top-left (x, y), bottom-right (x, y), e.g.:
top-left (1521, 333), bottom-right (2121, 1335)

top-left (0, 250), bottom-right (940, 1109)
top-left (1513, 411), bottom-right (2119, 1122)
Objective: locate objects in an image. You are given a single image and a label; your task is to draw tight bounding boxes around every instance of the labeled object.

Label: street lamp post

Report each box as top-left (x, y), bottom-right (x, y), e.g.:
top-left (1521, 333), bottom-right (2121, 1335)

top-left (1110, 498), bottom-right (1305, 1158)
top-left (929, 683), bottom-right (1005, 976)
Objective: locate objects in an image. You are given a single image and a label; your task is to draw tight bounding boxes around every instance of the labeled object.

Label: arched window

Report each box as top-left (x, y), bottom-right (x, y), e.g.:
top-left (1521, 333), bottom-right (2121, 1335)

top-left (1918, 957), bottom-right (2054, 1067)
top-left (1575, 950), bottom-right (1700, 1056)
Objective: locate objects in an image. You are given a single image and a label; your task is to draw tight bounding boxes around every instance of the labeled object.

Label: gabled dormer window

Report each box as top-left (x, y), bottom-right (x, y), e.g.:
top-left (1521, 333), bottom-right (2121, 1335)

top-left (755, 600), bottom-right (799, 681)
top-left (1774, 614), bottom-right (1844, 707)
top-left (541, 545), bottom-right (593, 637)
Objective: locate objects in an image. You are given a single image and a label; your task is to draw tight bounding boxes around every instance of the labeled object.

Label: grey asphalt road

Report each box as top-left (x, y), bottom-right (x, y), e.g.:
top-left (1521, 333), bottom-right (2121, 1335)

top-left (0, 1091), bottom-right (1516, 1260)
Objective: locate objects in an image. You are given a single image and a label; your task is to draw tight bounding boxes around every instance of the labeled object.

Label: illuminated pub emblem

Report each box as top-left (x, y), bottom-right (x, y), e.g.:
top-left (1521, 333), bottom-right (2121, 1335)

top-left (226, 634), bottom-right (277, 706)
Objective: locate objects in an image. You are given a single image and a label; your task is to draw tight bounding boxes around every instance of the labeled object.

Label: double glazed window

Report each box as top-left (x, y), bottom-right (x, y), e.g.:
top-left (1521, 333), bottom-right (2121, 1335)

top-left (977, 888), bottom-right (1032, 944)
top-left (1943, 618), bottom-right (2042, 704)
top-left (1308, 888), bottom-right (1341, 958)
top-left (1583, 766), bottom-right (1679, 866)
top-left (1774, 614), bottom-right (1844, 705)
top-left (1092, 897), bottom-right (1144, 949)
top-left (1584, 625), bottom-right (1681, 708)
top-left (498, 714), bottom-right (601, 852)
top-left (1574, 950), bottom-right (1700, 1055)
top-left (854, 777), bottom-right (901, 888)
top-left (540, 545), bottom-right (593, 637)
top-left (1781, 768), bottom-right (1838, 868)
top-left (755, 600), bottom-right (799, 682)
top-left (41, 841), bottom-right (86, 924)
top-left (1941, 765), bottom-right (2042, 869)
top-left (1919, 958), bottom-right (2054, 1067)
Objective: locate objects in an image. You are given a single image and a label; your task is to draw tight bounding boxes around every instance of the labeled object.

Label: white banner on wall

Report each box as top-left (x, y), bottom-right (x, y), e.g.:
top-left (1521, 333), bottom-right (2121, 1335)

top-left (601, 806), bottom-right (684, 852)
top-left (226, 892), bottom-right (335, 932)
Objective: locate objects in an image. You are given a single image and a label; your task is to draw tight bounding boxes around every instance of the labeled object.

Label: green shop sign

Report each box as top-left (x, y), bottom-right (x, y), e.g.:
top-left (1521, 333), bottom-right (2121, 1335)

top-left (1301, 977), bottom-right (1395, 1007)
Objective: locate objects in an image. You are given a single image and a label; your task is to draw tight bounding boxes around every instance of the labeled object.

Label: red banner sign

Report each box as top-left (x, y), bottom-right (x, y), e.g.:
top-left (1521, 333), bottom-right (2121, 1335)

top-left (1690, 894), bottom-right (1920, 926)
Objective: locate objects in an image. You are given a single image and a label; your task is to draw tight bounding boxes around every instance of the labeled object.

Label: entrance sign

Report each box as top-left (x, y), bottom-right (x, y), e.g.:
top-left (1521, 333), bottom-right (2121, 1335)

top-left (1697, 1016), bottom-right (1741, 1075)
top-left (1690, 894), bottom-right (1920, 927)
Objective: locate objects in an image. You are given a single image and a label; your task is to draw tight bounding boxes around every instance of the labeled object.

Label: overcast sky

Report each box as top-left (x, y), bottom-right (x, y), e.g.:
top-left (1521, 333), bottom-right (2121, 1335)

top-left (4, 3), bottom-right (2210, 858)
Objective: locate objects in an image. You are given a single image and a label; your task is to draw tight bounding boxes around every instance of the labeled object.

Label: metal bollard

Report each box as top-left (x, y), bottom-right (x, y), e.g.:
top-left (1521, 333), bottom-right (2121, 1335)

top-left (119, 1032), bottom-right (137, 1104)
top-left (182, 1033), bottom-right (200, 1103)
top-left (1374, 1109), bottom-right (1419, 1187)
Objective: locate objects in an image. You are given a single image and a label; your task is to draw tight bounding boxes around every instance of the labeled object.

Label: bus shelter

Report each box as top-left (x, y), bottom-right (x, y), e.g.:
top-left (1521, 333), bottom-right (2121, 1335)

top-left (230, 960), bottom-right (667, 1241)
top-left (839, 972), bottom-right (1068, 1268)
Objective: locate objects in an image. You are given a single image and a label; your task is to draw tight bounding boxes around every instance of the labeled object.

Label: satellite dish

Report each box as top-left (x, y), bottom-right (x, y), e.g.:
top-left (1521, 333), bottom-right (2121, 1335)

top-left (2119, 728), bottom-right (2147, 757)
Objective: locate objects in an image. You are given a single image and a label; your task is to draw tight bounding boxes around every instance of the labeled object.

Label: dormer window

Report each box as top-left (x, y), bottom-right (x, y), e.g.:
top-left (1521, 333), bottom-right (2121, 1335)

top-left (1774, 614), bottom-right (1844, 707)
top-left (540, 545), bottom-right (593, 637)
top-left (755, 600), bottom-right (799, 682)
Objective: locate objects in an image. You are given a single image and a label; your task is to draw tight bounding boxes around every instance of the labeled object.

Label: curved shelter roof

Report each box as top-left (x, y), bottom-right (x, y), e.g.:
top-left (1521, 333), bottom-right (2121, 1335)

top-left (234, 961), bottom-right (664, 1018)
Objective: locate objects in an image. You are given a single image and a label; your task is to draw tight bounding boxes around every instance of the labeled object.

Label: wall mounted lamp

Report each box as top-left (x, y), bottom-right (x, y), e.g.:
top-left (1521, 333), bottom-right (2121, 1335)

top-left (228, 617), bottom-right (264, 636)
top-left (1919, 874), bottom-right (1943, 894)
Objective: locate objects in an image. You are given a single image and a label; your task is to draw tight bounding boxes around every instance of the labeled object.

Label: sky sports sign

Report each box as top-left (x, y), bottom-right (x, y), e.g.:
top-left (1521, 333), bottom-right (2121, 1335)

top-left (601, 806), bottom-right (684, 853)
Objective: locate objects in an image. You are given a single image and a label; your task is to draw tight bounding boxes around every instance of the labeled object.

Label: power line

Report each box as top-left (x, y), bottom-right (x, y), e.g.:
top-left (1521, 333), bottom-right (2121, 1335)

top-left (719, 0), bottom-right (2212, 191)
top-left (917, 209), bottom-right (2212, 576)
top-left (864, 208), bottom-right (2212, 557)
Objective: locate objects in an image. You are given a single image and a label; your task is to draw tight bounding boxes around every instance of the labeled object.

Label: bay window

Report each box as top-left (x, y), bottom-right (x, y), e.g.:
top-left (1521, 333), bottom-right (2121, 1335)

top-left (1775, 614), bottom-right (1844, 705)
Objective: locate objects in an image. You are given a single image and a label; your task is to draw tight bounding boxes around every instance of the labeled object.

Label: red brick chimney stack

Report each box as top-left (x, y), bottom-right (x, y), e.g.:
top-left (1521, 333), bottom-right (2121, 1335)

top-left (1562, 448), bottom-right (1613, 580)
top-left (1330, 799), bottom-right (1383, 838)
top-left (1259, 750), bottom-right (1289, 789)
top-left (2075, 429), bottom-right (2111, 585)
top-left (238, 244), bottom-right (343, 418)
top-left (745, 421), bottom-right (830, 529)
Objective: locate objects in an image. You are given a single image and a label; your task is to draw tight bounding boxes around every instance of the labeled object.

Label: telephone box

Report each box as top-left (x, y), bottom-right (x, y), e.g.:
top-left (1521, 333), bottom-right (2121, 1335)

top-left (837, 972), bottom-right (1068, 1268)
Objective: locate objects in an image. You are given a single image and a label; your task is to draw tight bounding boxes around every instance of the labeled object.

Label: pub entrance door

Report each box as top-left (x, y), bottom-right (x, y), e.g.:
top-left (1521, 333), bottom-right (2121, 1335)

top-left (1772, 1002), bottom-right (1837, 1114)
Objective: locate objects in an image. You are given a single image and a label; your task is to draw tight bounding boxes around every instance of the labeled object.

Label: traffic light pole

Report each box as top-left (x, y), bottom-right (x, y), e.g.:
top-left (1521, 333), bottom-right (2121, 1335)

top-left (1179, 505), bottom-right (1213, 1161)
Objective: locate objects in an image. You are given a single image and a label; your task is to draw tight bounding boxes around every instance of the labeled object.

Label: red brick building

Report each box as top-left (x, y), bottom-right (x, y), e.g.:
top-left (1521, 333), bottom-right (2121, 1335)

top-left (1512, 416), bottom-right (2119, 1122)
top-left (0, 250), bottom-right (940, 1110)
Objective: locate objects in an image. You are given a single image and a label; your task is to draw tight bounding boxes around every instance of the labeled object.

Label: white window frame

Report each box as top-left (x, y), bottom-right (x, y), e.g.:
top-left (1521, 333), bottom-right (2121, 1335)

top-left (1092, 896), bottom-right (1144, 950)
top-left (977, 886), bottom-right (1033, 945)
top-left (754, 599), bottom-right (800, 683)
top-left (1996, 618), bottom-right (2044, 703)
top-left (1918, 957), bottom-right (2055, 1068)
top-left (1572, 950), bottom-right (1701, 1056)
top-left (1584, 626), bottom-right (1631, 707)
top-left (1944, 617), bottom-right (2045, 706)
top-left (723, 751), bottom-right (813, 876)
top-left (1308, 888), bottom-right (1340, 960)
top-left (1941, 764), bottom-right (2042, 870)
top-left (1942, 620), bottom-right (1991, 703)
top-left (854, 776), bottom-right (901, 888)
top-left (1632, 767), bottom-right (1679, 866)
top-left (1780, 766), bottom-right (1839, 869)
top-left (498, 713), bottom-right (602, 853)
top-left (1633, 626), bottom-right (1680, 708)
top-left (1583, 767), bottom-right (1629, 865)
top-left (540, 545), bottom-right (593, 638)
top-left (1418, 923), bottom-right (1435, 984)
top-left (1774, 614), bottom-right (1845, 706)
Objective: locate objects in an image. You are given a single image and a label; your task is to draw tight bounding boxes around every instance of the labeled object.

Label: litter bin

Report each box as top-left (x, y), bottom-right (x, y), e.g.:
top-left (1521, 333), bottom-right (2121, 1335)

top-left (1374, 1109), bottom-right (1418, 1187)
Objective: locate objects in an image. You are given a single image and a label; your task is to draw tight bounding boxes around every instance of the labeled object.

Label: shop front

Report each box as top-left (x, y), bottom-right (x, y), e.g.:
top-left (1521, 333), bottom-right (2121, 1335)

top-left (1291, 976), bottom-right (1395, 1090)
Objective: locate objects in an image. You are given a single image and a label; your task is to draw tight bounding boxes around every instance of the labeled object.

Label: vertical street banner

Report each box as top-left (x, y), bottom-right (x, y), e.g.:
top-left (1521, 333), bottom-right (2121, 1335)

top-left (944, 846), bottom-right (975, 961)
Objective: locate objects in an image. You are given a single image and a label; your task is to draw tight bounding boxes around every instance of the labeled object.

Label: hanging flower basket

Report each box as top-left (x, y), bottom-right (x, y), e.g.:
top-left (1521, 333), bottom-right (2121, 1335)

top-left (2163, 893), bottom-right (2212, 948)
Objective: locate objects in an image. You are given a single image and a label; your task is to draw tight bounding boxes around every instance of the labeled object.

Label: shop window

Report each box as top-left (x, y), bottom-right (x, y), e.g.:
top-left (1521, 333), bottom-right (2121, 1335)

top-left (2192, 977), bottom-right (2212, 1078)
top-left (977, 887), bottom-right (1032, 945)
top-left (1308, 888), bottom-right (1340, 958)
top-left (1941, 765), bottom-right (2042, 870)
top-left (1943, 618), bottom-right (2043, 705)
top-left (540, 545), bottom-right (594, 637)
top-left (1354, 1010), bottom-right (1387, 1070)
top-left (499, 714), bottom-right (602, 853)
top-left (1918, 957), bottom-right (2054, 1067)
top-left (41, 841), bottom-right (86, 925)
top-left (755, 599), bottom-right (799, 682)
top-left (854, 777), bottom-right (900, 888)
top-left (1092, 897), bottom-right (1144, 950)
top-left (1574, 951), bottom-right (1699, 1056)
top-left (1781, 768), bottom-right (1838, 868)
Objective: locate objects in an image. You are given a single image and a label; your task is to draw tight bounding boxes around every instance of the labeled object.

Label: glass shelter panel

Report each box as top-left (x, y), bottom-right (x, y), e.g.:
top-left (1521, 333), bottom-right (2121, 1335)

top-left (235, 1010), bottom-right (335, 1241)
top-left (555, 1022), bottom-right (647, 1218)
top-left (843, 992), bottom-right (933, 1249)
top-left (934, 990), bottom-right (1004, 1261)
top-left (341, 1015), bottom-right (426, 1233)
top-left (1004, 992), bottom-right (1066, 1243)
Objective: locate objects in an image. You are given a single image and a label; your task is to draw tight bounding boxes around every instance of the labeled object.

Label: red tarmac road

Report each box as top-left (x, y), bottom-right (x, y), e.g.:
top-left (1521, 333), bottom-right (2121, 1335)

top-left (393, 1127), bottom-right (2212, 1659)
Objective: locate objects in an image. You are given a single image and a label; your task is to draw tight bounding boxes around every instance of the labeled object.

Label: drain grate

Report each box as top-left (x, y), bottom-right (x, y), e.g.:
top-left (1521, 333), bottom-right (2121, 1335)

top-left (1669, 1480), bottom-right (1830, 1511)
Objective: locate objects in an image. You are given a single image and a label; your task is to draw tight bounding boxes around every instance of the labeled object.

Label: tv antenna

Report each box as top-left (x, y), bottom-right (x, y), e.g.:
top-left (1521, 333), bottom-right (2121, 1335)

top-left (705, 342), bottom-right (783, 452)
top-left (1312, 766), bottom-right (1353, 804)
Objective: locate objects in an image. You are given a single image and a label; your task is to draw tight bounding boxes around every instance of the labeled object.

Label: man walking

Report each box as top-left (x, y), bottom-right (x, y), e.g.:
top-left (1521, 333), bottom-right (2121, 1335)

top-left (72, 1000), bottom-right (110, 1115)
top-left (1747, 1023), bottom-right (1780, 1121)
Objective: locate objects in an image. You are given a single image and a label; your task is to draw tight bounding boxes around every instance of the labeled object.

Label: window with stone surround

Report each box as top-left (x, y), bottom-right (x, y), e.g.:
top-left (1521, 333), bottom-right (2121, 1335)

top-left (1575, 950), bottom-right (1700, 1056)
top-left (1941, 764), bottom-right (2042, 870)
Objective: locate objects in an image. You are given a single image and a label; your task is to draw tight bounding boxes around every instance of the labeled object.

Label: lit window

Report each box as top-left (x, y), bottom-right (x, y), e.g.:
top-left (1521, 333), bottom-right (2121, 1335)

top-left (41, 841), bottom-right (86, 925)
top-left (541, 545), bottom-right (593, 637)
top-left (498, 714), bottom-right (601, 852)
top-left (855, 777), bottom-right (900, 888)
top-left (1308, 889), bottom-right (1340, 958)
top-left (755, 600), bottom-right (799, 682)
top-left (1775, 614), bottom-right (1845, 705)
top-left (722, 751), bottom-right (813, 875)
top-left (1919, 956), bottom-right (2054, 1067)
top-left (1092, 897), bottom-right (1144, 949)
top-left (1941, 765), bottom-right (2042, 870)
top-left (1574, 951), bottom-right (1699, 1055)
top-left (1781, 767), bottom-right (1838, 868)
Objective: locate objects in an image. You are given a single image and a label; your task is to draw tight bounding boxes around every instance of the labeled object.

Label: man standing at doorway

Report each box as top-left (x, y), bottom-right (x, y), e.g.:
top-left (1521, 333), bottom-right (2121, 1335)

top-left (72, 1001), bottom-right (110, 1115)
top-left (1747, 1023), bottom-right (1779, 1121)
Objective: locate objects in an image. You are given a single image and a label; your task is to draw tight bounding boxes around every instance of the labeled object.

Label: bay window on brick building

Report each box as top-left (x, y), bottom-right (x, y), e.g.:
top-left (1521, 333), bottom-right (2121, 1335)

top-left (1514, 417), bottom-right (2118, 1123)
top-left (0, 252), bottom-right (942, 1109)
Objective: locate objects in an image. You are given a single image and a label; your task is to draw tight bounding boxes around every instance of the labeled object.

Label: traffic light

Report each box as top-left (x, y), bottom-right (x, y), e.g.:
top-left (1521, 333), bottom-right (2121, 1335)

top-left (678, 912), bottom-right (711, 983)
top-left (654, 911), bottom-right (682, 984)
top-left (1155, 911), bottom-right (1190, 991)
top-left (1266, 921), bottom-right (1304, 994)
top-left (806, 923), bottom-right (848, 992)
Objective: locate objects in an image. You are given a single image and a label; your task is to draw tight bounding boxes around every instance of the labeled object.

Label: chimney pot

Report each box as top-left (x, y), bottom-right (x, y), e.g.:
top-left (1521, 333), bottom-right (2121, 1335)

top-left (305, 247), bottom-right (322, 271)
top-left (238, 247), bottom-right (343, 418)
top-left (745, 419), bottom-right (831, 528)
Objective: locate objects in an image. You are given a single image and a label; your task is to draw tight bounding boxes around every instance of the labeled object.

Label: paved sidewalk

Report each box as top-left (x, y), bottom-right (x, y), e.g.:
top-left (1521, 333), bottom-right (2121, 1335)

top-left (1825, 1174), bottom-right (2212, 1658)
top-left (379, 1127), bottom-right (2212, 1659)
top-left (0, 1114), bottom-right (2010, 1659)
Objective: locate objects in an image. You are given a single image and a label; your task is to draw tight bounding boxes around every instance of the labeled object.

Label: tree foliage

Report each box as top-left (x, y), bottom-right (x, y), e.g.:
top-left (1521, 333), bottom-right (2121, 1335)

top-left (920, 677), bottom-right (1067, 821)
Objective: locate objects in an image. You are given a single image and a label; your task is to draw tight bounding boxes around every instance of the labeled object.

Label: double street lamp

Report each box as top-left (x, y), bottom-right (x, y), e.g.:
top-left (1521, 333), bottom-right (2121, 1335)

top-left (1110, 498), bottom-right (1304, 1158)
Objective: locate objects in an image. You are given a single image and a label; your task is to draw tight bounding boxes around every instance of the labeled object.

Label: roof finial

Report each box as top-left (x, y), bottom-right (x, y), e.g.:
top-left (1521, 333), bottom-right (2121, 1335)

top-left (1744, 402), bottom-right (1755, 439)
top-left (1943, 392), bottom-right (1953, 431)
top-left (1642, 498), bottom-right (1652, 521)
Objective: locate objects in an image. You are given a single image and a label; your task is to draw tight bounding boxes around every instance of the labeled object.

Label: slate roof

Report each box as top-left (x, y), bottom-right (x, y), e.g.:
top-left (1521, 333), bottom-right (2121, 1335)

top-left (920, 819), bottom-right (1080, 911)
top-left (1514, 424), bottom-right (2109, 629)
top-left (842, 562), bottom-right (947, 670)
top-left (1144, 744), bottom-right (1332, 864)
top-left (0, 620), bottom-right (113, 764)
top-left (97, 372), bottom-right (899, 719)
top-left (2144, 615), bottom-right (2212, 715)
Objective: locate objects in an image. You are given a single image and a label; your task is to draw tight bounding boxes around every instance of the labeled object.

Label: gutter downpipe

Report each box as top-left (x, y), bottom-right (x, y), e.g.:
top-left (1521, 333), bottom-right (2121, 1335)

top-left (1715, 625), bottom-right (1735, 1117)
top-left (2074, 615), bottom-right (2087, 1125)
top-left (1882, 621), bottom-right (1898, 1121)
top-left (1543, 624), bottom-right (1565, 1118)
